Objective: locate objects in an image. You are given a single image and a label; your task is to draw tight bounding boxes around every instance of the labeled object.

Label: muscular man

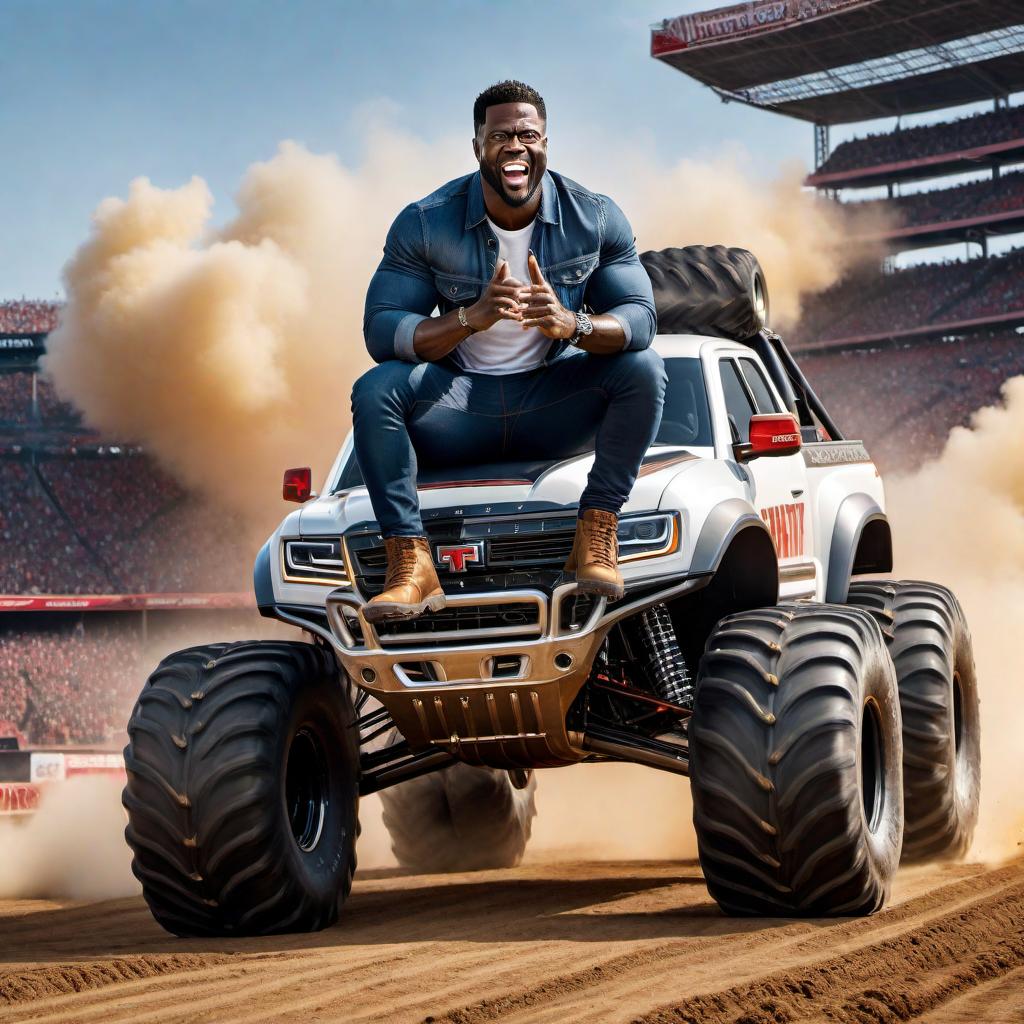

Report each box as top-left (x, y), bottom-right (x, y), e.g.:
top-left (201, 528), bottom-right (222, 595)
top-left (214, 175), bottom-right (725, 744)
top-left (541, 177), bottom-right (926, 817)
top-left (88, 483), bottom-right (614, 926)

top-left (353, 80), bottom-right (665, 622)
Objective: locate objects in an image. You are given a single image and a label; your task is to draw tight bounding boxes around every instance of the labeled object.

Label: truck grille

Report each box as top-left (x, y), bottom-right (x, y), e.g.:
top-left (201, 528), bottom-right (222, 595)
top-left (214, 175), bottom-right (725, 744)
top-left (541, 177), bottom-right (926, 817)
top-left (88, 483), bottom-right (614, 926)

top-left (375, 601), bottom-right (540, 646)
top-left (341, 595), bottom-right (595, 648)
top-left (347, 513), bottom-right (578, 591)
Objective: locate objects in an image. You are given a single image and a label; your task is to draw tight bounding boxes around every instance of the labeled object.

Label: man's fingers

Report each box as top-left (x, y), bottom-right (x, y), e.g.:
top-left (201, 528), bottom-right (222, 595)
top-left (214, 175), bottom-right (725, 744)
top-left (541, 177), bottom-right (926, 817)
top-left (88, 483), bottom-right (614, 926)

top-left (527, 251), bottom-right (546, 286)
top-left (497, 306), bottom-right (523, 320)
top-left (493, 258), bottom-right (509, 281)
top-left (521, 314), bottom-right (559, 329)
top-left (519, 298), bottom-right (558, 316)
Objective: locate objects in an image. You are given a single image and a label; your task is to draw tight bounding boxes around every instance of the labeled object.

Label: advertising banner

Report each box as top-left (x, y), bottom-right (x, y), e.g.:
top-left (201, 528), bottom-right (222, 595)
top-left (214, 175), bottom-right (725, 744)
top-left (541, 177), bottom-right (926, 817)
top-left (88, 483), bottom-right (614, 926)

top-left (652, 0), bottom-right (868, 53)
top-left (29, 751), bottom-right (66, 783)
top-left (0, 783), bottom-right (41, 814)
top-left (0, 593), bottom-right (254, 612)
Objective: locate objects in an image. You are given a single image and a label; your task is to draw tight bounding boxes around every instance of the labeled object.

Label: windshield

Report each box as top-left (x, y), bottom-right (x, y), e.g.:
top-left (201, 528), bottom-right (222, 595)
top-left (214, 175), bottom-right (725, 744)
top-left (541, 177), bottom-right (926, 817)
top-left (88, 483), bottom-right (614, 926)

top-left (655, 357), bottom-right (713, 448)
top-left (334, 355), bottom-right (713, 491)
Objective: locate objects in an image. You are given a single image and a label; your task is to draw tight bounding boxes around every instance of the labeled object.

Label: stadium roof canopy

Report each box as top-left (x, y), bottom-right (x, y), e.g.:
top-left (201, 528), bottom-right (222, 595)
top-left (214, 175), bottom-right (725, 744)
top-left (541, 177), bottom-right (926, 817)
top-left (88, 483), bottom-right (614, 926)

top-left (652, 0), bottom-right (1024, 124)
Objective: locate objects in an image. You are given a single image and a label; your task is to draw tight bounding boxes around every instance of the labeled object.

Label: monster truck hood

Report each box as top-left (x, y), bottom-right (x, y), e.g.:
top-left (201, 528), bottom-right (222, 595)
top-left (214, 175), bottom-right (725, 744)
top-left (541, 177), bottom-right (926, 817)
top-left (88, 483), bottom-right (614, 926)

top-left (297, 447), bottom-right (709, 534)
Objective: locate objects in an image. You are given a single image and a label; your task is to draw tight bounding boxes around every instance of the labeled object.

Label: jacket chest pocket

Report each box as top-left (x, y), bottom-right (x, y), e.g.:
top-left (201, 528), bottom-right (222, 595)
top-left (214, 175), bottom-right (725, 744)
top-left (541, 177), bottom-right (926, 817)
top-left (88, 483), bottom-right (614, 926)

top-left (547, 255), bottom-right (599, 308)
top-left (434, 273), bottom-right (480, 305)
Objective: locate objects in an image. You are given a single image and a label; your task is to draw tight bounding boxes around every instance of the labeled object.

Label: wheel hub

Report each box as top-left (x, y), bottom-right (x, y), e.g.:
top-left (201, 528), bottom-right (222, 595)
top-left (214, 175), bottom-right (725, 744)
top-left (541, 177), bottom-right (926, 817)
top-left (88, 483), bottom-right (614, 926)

top-left (286, 727), bottom-right (328, 852)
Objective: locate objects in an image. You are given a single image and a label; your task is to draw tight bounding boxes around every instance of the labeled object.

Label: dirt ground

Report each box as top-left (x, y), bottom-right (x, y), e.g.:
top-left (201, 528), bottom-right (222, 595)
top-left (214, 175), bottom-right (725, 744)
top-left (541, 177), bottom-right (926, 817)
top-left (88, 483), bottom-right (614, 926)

top-left (1, 857), bottom-right (1022, 1024)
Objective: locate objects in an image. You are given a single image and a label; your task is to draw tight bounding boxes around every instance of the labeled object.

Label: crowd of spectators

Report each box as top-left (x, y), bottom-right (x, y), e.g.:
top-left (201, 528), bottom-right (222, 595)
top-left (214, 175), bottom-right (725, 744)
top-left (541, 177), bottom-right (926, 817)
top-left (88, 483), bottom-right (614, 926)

top-left (801, 330), bottom-right (1024, 473)
top-left (0, 300), bottom-right (60, 334)
top-left (0, 619), bottom-right (142, 745)
top-left (0, 372), bottom-right (32, 423)
top-left (37, 457), bottom-right (251, 593)
top-left (849, 170), bottom-right (1024, 231)
top-left (0, 612), bottom-right (261, 745)
top-left (794, 248), bottom-right (1024, 345)
top-left (819, 104), bottom-right (1024, 176)
top-left (0, 460), bottom-right (112, 593)
top-left (0, 372), bottom-right (81, 426)
top-left (0, 454), bottom-right (251, 595)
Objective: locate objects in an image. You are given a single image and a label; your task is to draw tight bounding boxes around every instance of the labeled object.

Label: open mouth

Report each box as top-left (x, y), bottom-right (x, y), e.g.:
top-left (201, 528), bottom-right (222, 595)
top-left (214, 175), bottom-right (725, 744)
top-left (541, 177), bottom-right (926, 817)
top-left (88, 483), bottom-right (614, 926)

top-left (501, 162), bottom-right (529, 188)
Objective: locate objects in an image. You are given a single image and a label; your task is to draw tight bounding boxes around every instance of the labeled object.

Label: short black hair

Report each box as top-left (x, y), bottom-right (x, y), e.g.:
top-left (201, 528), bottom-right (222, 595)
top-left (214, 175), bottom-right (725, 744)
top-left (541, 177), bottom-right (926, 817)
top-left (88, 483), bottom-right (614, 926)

top-left (473, 80), bottom-right (546, 134)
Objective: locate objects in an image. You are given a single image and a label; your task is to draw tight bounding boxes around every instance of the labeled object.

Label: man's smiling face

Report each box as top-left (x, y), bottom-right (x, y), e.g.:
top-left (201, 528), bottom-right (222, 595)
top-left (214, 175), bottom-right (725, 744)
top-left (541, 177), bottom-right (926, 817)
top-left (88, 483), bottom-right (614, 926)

top-left (474, 102), bottom-right (548, 209)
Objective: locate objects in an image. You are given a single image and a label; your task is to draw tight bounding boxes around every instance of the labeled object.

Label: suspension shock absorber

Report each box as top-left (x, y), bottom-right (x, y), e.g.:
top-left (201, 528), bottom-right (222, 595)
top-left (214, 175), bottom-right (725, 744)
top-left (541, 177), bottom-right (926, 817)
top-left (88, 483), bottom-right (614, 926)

top-left (626, 603), bottom-right (695, 708)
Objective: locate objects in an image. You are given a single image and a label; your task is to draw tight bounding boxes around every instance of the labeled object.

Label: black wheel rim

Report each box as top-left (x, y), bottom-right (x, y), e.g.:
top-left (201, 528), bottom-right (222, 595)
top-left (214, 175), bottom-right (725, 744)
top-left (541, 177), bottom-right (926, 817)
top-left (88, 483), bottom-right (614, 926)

top-left (286, 727), bottom-right (328, 852)
top-left (861, 698), bottom-right (886, 833)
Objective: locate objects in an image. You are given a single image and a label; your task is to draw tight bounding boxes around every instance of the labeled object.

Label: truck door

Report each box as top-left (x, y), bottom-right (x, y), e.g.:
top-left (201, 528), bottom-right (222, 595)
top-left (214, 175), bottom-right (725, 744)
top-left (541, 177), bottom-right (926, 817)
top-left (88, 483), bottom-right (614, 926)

top-left (717, 355), bottom-right (817, 598)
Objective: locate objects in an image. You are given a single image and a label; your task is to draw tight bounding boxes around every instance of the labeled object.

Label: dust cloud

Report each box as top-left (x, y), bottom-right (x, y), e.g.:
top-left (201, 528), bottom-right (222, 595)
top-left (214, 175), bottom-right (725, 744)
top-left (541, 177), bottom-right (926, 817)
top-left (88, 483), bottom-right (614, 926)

top-left (0, 776), bottom-right (138, 900)
top-left (43, 133), bottom-right (881, 533)
top-left (886, 376), bottom-right (1024, 862)
top-left (605, 153), bottom-right (889, 329)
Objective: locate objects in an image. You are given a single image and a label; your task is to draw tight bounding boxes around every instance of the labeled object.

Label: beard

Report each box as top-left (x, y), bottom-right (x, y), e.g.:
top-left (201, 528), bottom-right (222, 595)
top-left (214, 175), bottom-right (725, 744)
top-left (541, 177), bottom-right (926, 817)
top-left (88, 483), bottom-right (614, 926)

top-left (479, 159), bottom-right (543, 208)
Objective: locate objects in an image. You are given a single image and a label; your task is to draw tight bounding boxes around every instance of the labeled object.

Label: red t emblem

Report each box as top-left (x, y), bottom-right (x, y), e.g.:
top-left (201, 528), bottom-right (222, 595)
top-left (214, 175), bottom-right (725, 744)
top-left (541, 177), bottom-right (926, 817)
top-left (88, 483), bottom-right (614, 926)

top-left (436, 543), bottom-right (483, 573)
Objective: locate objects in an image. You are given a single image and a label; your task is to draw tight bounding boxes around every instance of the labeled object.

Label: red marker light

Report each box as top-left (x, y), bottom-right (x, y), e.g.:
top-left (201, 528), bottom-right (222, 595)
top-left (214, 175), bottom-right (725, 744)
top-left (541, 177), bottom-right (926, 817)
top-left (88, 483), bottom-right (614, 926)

top-left (283, 467), bottom-right (312, 503)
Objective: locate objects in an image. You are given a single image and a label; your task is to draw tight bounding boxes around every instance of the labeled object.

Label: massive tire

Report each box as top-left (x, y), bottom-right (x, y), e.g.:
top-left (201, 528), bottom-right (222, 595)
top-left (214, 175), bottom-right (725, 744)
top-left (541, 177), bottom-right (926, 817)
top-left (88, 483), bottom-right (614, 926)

top-left (690, 604), bottom-right (903, 916)
top-left (639, 244), bottom-right (768, 340)
top-left (123, 641), bottom-right (359, 937)
top-left (380, 763), bottom-right (537, 873)
top-left (847, 581), bottom-right (981, 862)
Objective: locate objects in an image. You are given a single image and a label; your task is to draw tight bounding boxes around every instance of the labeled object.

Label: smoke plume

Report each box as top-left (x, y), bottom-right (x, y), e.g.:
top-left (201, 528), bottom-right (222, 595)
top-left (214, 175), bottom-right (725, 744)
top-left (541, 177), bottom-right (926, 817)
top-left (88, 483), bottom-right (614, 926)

top-left (43, 133), bottom-right (882, 529)
top-left (886, 377), bottom-right (1024, 861)
top-left (0, 776), bottom-right (138, 900)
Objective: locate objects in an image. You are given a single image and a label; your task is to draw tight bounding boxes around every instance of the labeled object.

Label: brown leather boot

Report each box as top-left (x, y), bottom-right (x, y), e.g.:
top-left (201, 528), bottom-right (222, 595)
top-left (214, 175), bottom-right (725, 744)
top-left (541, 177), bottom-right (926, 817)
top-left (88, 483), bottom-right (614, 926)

top-left (364, 537), bottom-right (446, 623)
top-left (563, 509), bottom-right (624, 600)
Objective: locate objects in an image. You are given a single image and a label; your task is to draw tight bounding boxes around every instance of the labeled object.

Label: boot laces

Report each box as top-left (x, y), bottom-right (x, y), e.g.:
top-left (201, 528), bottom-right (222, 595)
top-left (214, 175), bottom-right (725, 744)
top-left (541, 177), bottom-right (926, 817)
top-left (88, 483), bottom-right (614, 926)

top-left (385, 539), bottom-right (421, 587)
top-left (587, 517), bottom-right (618, 569)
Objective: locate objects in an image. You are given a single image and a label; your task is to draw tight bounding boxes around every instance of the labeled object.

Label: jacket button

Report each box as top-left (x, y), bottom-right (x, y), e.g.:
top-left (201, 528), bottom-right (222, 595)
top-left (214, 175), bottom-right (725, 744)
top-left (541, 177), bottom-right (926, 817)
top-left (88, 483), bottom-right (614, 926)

top-left (576, 268), bottom-right (583, 277)
top-left (487, 238), bottom-right (495, 247)
top-left (450, 285), bottom-right (458, 295)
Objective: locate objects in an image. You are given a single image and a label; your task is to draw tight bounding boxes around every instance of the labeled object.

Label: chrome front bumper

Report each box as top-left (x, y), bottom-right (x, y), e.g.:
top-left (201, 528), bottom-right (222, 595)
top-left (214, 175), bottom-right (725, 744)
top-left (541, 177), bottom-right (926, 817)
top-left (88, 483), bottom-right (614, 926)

top-left (281, 576), bottom-right (705, 769)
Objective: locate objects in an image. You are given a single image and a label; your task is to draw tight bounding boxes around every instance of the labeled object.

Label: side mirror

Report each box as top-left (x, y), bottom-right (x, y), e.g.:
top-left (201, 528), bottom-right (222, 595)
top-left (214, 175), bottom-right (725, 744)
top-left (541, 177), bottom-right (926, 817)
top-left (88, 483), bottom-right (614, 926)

top-left (734, 414), bottom-right (802, 463)
top-left (283, 467), bottom-right (313, 503)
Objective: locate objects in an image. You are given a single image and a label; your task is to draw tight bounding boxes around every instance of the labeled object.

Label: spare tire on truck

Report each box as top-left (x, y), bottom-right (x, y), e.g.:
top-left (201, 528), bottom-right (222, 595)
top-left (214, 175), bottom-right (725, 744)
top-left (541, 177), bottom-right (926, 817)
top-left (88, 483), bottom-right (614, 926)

top-left (690, 604), bottom-right (904, 916)
top-left (122, 641), bottom-right (360, 937)
top-left (639, 244), bottom-right (769, 340)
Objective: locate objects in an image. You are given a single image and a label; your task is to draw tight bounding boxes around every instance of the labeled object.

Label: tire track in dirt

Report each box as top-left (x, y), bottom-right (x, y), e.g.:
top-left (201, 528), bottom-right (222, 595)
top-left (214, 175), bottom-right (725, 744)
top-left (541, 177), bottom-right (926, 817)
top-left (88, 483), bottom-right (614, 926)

top-left (0, 859), bottom-right (1021, 1024)
top-left (433, 863), bottom-right (1022, 1024)
top-left (634, 882), bottom-right (1024, 1024)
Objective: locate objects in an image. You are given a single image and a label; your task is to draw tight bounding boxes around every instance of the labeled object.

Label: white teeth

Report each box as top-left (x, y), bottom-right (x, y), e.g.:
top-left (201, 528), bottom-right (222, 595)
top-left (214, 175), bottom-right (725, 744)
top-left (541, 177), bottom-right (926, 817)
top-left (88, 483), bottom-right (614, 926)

top-left (503, 163), bottom-right (527, 173)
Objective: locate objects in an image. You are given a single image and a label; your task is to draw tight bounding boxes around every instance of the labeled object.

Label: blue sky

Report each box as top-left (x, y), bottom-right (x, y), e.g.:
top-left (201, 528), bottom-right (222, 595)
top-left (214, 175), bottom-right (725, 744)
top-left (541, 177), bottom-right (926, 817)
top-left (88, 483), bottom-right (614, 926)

top-left (1, 0), bottom-right (991, 297)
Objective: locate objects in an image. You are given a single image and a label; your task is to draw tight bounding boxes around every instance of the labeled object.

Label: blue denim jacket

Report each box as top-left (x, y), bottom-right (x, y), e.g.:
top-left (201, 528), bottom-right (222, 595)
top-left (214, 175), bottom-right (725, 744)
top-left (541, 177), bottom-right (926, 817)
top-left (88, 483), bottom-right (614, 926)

top-left (363, 170), bottom-right (656, 366)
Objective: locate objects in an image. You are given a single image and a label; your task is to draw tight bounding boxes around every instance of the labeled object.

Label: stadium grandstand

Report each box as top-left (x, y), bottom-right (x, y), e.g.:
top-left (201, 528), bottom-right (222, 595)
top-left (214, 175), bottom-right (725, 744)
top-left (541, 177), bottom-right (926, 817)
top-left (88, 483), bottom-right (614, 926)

top-left (0, 300), bottom-right (255, 753)
top-left (652, 0), bottom-right (1024, 470)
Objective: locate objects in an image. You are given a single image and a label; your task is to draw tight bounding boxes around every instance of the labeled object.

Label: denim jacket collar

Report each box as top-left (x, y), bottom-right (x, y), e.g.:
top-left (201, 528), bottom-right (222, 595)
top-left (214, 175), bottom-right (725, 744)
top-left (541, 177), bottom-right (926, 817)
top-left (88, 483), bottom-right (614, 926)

top-left (463, 171), bottom-right (559, 231)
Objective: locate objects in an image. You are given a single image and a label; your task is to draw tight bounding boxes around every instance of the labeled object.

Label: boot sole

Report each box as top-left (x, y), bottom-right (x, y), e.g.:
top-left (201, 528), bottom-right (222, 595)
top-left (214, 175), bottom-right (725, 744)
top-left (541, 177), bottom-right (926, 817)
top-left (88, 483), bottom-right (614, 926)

top-left (362, 592), bottom-right (447, 624)
top-left (570, 576), bottom-right (625, 601)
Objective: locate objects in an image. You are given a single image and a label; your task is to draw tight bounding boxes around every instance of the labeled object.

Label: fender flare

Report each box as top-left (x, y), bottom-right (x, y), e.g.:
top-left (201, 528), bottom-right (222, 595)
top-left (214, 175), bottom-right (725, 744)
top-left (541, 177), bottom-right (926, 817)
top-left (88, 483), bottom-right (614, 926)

top-left (691, 498), bottom-right (775, 575)
top-left (825, 494), bottom-right (891, 603)
top-left (254, 540), bottom-right (276, 615)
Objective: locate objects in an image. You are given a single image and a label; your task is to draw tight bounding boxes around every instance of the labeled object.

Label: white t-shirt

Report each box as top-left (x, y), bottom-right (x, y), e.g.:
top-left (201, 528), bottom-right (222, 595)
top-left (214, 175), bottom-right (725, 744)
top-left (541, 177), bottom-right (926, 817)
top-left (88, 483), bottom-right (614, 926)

top-left (457, 218), bottom-right (551, 374)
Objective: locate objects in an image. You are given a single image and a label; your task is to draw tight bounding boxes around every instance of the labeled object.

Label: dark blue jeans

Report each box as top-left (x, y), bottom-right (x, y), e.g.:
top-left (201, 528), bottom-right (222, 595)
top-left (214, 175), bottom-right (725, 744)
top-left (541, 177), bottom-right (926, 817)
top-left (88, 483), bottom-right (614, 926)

top-left (351, 348), bottom-right (666, 537)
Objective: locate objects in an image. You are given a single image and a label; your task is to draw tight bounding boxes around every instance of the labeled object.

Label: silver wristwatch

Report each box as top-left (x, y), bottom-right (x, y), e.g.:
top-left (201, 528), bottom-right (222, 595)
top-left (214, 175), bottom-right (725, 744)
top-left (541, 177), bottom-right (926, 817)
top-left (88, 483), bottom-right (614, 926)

top-left (570, 311), bottom-right (594, 345)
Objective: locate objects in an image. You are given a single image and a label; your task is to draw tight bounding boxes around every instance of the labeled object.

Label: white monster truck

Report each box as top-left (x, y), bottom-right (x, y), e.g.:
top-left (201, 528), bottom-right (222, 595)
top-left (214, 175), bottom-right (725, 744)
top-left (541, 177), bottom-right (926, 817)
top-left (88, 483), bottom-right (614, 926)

top-left (122, 247), bottom-right (981, 936)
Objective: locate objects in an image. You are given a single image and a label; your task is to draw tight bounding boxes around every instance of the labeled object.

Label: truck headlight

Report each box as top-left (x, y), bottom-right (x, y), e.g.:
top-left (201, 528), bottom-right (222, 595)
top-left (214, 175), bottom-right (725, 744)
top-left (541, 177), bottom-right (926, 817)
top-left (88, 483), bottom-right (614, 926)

top-left (618, 512), bottom-right (680, 563)
top-left (281, 538), bottom-right (351, 586)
